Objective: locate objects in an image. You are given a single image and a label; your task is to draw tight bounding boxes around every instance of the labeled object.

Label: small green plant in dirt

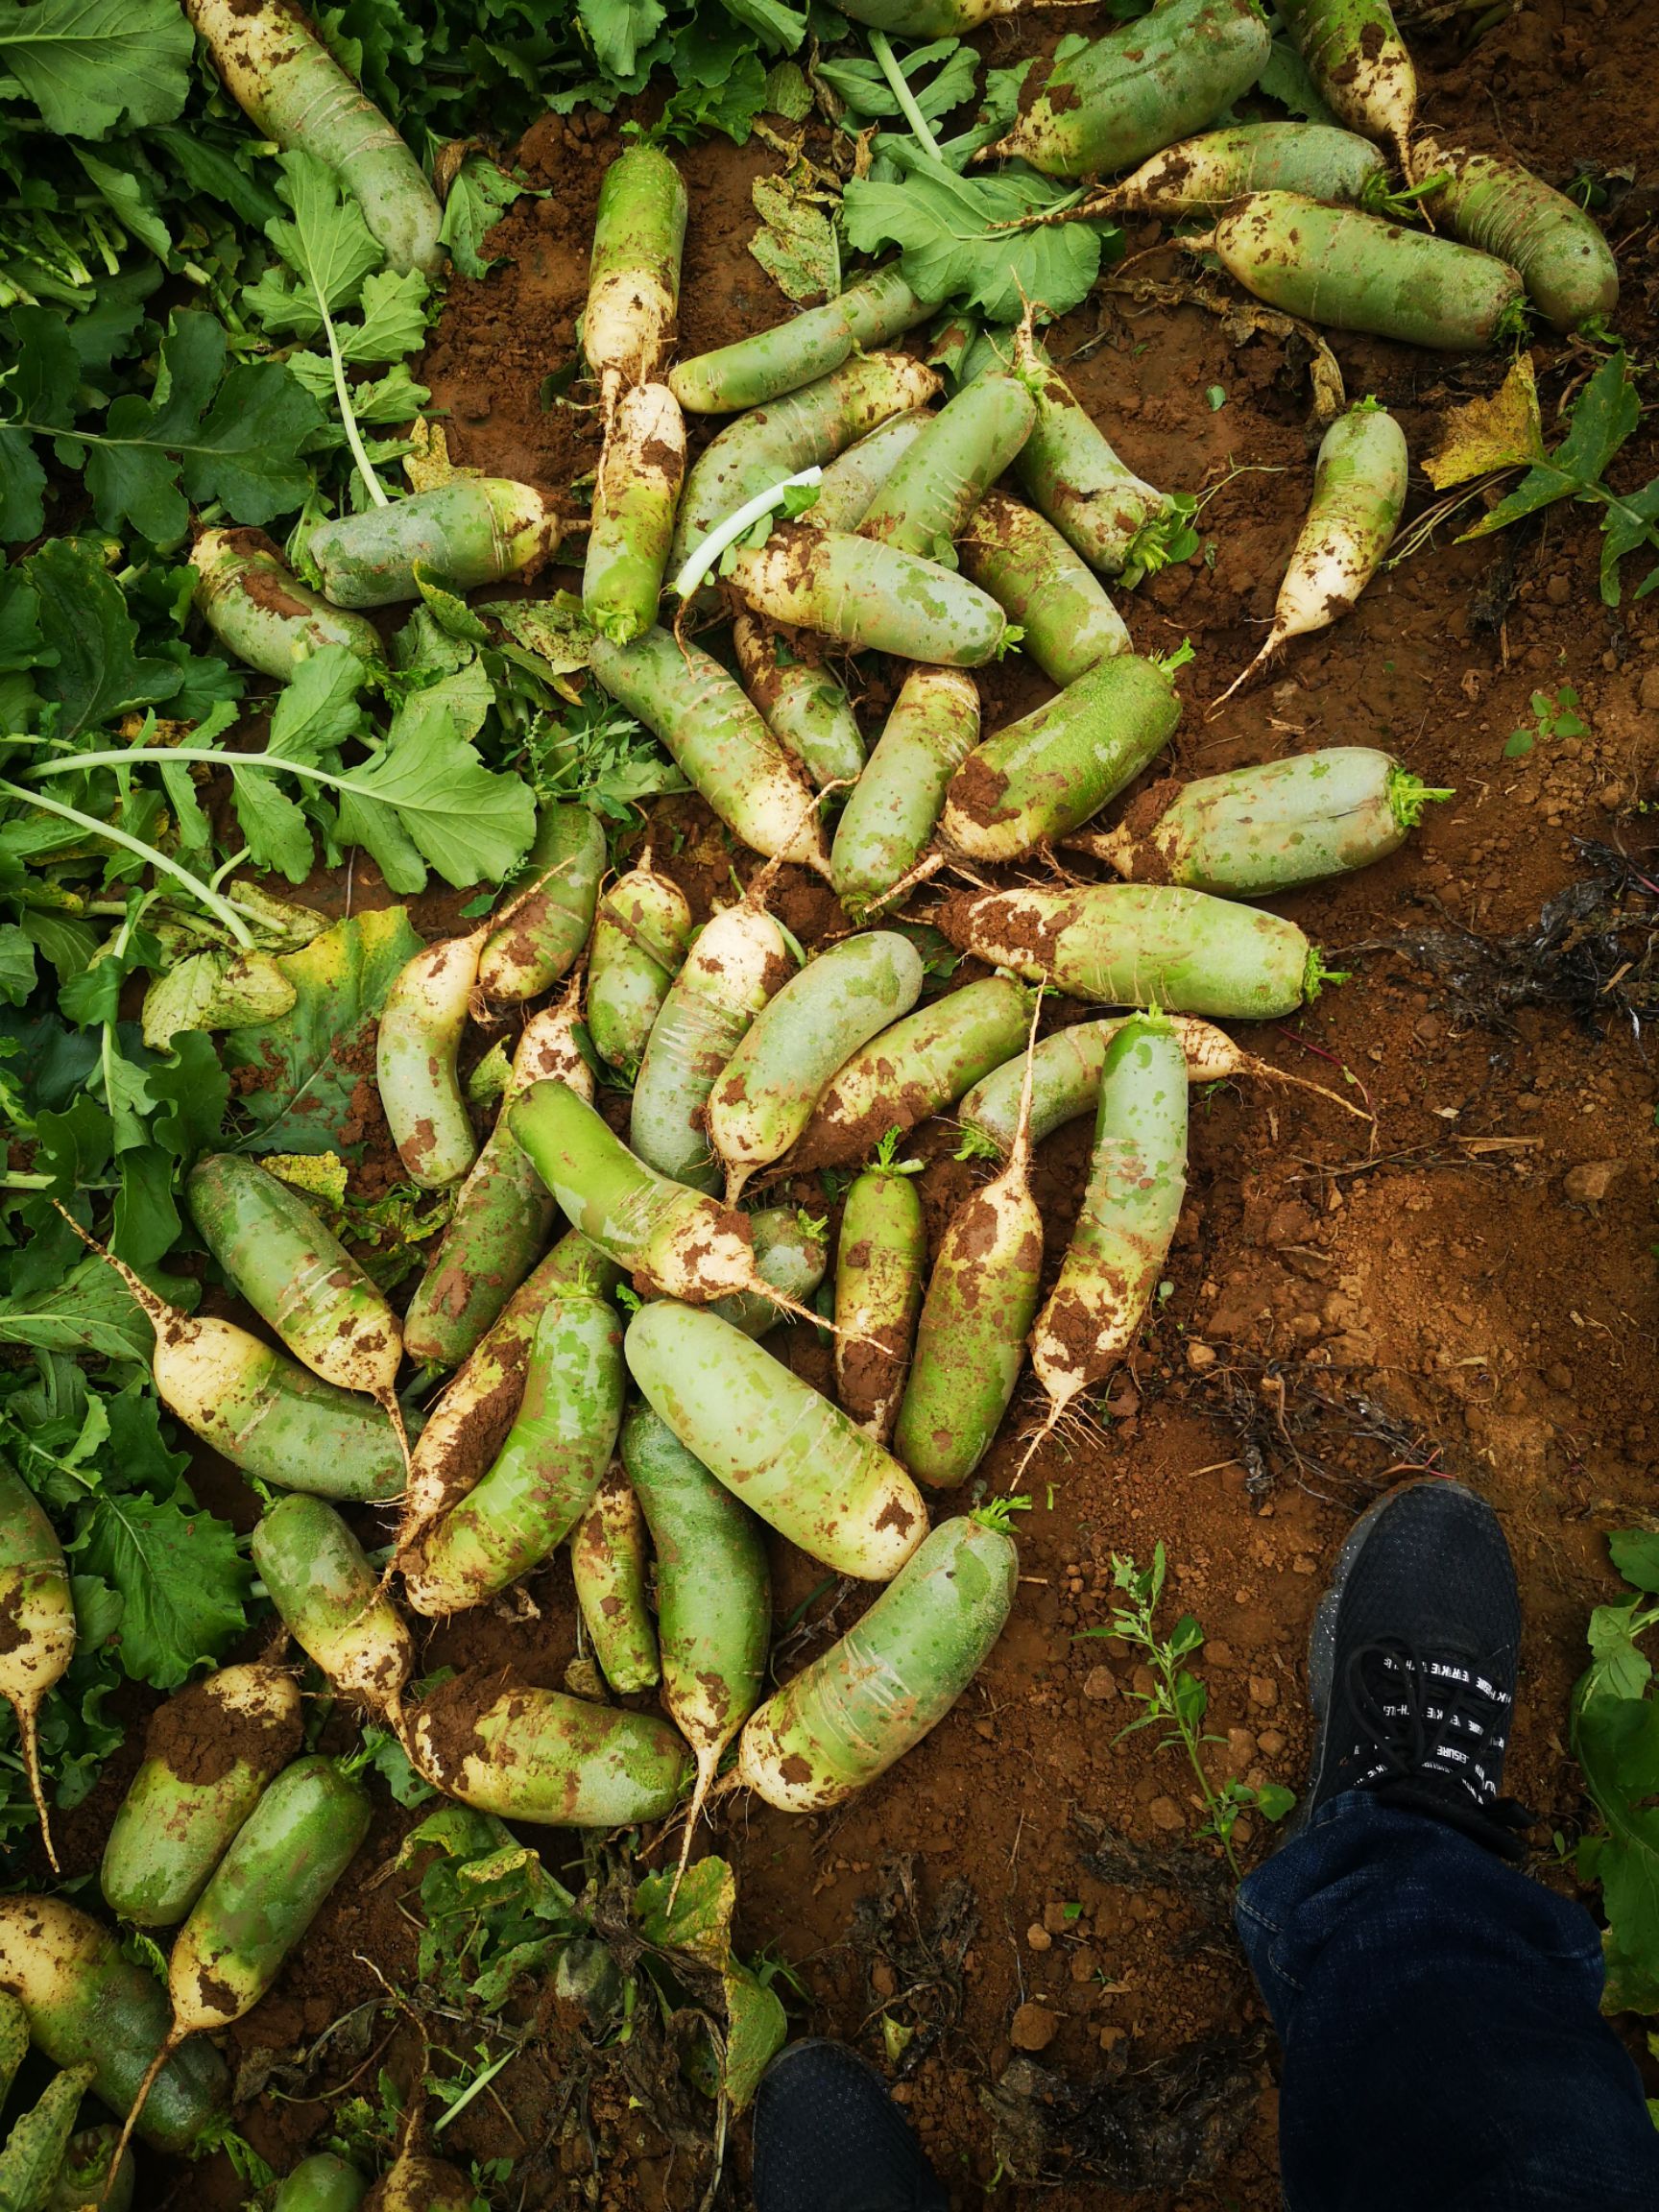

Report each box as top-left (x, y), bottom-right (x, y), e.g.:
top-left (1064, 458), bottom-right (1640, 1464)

top-left (1079, 1543), bottom-right (1295, 1879)
top-left (1571, 1529), bottom-right (1659, 2013)
top-left (1503, 684), bottom-right (1588, 761)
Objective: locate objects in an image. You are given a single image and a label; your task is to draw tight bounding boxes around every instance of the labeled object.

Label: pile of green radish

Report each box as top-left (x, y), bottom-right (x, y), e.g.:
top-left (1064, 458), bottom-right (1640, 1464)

top-left (0, 0), bottom-right (1623, 2191)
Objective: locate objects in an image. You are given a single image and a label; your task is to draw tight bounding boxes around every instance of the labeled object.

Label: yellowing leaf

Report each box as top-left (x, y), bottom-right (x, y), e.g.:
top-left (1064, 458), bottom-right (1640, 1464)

top-left (1423, 354), bottom-right (1544, 490)
top-left (404, 417), bottom-right (473, 493)
top-left (749, 171), bottom-right (839, 304)
top-left (264, 1150), bottom-right (349, 1210)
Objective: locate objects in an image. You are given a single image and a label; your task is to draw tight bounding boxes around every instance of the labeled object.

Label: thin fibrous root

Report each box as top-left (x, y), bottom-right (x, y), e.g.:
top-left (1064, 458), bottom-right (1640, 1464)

top-left (851, 847), bottom-right (946, 922)
top-left (1239, 1053), bottom-right (1374, 1124)
top-left (1208, 632), bottom-right (1283, 715)
top-left (102, 2033), bottom-right (180, 2210)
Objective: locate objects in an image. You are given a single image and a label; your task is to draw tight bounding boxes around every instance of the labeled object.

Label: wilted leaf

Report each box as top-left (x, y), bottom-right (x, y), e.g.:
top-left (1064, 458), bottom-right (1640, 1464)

top-left (404, 417), bottom-right (473, 493)
top-left (636, 1854), bottom-right (786, 2109)
top-left (749, 171), bottom-right (839, 303)
top-left (485, 593), bottom-right (594, 680)
top-left (141, 950), bottom-right (297, 1048)
top-left (1423, 354), bottom-right (1544, 490)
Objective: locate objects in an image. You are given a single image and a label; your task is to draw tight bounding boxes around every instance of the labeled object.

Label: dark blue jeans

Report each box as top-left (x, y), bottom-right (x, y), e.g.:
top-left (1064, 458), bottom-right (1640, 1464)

top-left (1236, 1791), bottom-right (1659, 2210)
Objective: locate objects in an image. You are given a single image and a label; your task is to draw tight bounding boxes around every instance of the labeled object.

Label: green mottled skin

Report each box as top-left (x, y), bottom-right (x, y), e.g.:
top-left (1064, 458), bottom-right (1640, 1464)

top-left (308, 480), bottom-right (558, 608)
top-left (941, 650), bottom-right (1178, 864)
top-left (1111, 122), bottom-right (1387, 217)
top-left (621, 1405), bottom-right (770, 1767)
top-left (273, 2152), bottom-right (369, 2212)
top-left (962, 331), bottom-right (1167, 575)
top-left (1277, 0), bottom-right (1414, 156)
top-left (413, 1680), bottom-right (690, 1826)
top-left (0, 1465), bottom-right (73, 1736)
top-left (833, 1166), bottom-right (926, 1442)
top-left (791, 974), bottom-right (1032, 1171)
top-left (102, 1665), bottom-right (302, 1928)
top-left (1414, 134), bottom-right (1617, 333)
top-left (571, 1467), bottom-right (660, 1694)
top-left (736, 1518), bottom-right (1016, 1809)
top-left (585, 147), bottom-right (686, 394)
top-left (710, 1205), bottom-right (829, 1336)
top-left (168, 1332), bottom-right (406, 1501)
top-left (630, 903), bottom-right (794, 1193)
top-left (583, 381), bottom-right (685, 641)
top-left (1213, 193), bottom-right (1524, 350)
top-left (171, 1760), bottom-right (370, 2029)
top-left (47, 2127), bottom-right (134, 2212)
top-left (187, 1153), bottom-right (399, 1394)
top-left (1032, 1018), bottom-right (1187, 1405)
top-left (829, 0), bottom-right (1016, 33)
top-left (727, 526), bottom-right (1008, 667)
top-left (589, 628), bottom-right (827, 873)
top-left (859, 372), bottom-right (1037, 564)
top-left (830, 665), bottom-right (980, 914)
top-left (958, 493), bottom-right (1129, 686)
top-left (376, 931), bottom-right (480, 1190)
top-left (0, 1897), bottom-right (228, 2152)
top-left (669, 266), bottom-right (930, 415)
top-left (709, 932), bottom-right (925, 1185)
top-left (190, 529), bottom-right (384, 683)
top-left (251, 1495), bottom-right (410, 1713)
top-left (994, 0), bottom-right (1271, 180)
top-left (671, 353), bottom-right (940, 565)
top-left (958, 1013), bottom-right (1240, 1155)
top-left (625, 1302), bottom-right (926, 1581)
top-left (479, 803), bottom-right (606, 1002)
top-left (809, 412), bottom-right (931, 532)
top-left (589, 863), bottom-right (693, 1078)
top-left (733, 613), bottom-right (866, 790)
top-left (940, 883), bottom-right (1318, 1019)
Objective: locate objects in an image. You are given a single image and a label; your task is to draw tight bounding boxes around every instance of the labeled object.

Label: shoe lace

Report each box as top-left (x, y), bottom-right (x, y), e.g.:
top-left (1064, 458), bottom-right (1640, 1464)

top-left (1342, 1636), bottom-right (1510, 1803)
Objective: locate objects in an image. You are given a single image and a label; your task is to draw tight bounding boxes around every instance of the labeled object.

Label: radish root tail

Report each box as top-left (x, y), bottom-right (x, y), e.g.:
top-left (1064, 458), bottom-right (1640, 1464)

top-left (9, 1693), bottom-right (57, 1876)
top-left (103, 2032), bottom-right (180, 2209)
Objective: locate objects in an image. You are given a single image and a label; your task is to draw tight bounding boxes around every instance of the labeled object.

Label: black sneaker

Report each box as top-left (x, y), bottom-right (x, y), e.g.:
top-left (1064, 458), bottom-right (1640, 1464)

top-left (753, 2040), bottom-right (949, 2212)
top-left (1302, 1479), bottom-right (1528, 1858)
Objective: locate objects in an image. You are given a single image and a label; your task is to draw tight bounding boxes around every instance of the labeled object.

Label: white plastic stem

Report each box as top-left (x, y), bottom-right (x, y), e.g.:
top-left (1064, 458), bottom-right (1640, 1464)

top-left (671, 468), bottom-right (823, 602)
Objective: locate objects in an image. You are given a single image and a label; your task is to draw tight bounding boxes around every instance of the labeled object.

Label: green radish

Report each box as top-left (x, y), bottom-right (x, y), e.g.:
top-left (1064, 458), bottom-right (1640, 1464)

top-left (733, 612), bottom-right (867, 791)
top-left (510, 1080), bottom-right (815, 1317)
top-left (985, 0), bottom-right (1272, 180)
top-left (630, 886), bottom-right (796, 1195)
top-left (1214, 399), bottom-right (1407, 703)
top-left (725, 525), bottom-right (1010, 669)
top-left (584, 381), bottom-right (686, 643)
top-left (589, 627), bottom-right (830, 876)
top-left (625, 1301), bottom-right (926, 1580)
top-left (570, 1466), bottom-right (660, 1695)
top-left (56, 1222), bottom-right (407, 1503)
top-left (275, 2153), bottom-right (370, 2211)
top-left (669, 266), bottom-right (931, 415)
top-left (478, 802), bottom-right (606, 1004)
top-left (962, 329), bottom-right (1173, 578)
top-left (708, 931), bottom-right (925, 1202)
top-left (830, 665), bottom-right (980, 918)
top-left (940, 647), bottom-right (1182, 864)
top-left (252, 1494), bottom-right (412, 1717)
top-left (190, 528), bottom-right (385, 683)
top-left (101, 1662), bottom-right (303, 1928)
top-left (588, 848), bottom-right (693, 1079)
top-left (834, 0), bottom-right (1048, 25)
top-left (363, 2151), bottom-right (473, 2212)
top-left (184, 0), bottom-right (443, 275)
top-left (1278, 0), bottom-right (1416, 166)
top-left (376, 927), bottom-right (484, 1189)
top-left (858, 371), bottom-right (1037, 564)
top-left (787, 974), bottom-right (1032, 1173)
top-left (0, 1896), bottom-right (228, 2153)
top-left (1076, 746), bottom-right (1450, 894)
top-left (620, 1405), bottom-right (769, 1905)
top-left (709, 1205), bottom-right (830, 1338)
top-left (1025, 1015), bottom-right (1187, 1453)
top-left (406, 1671), bottom-right (691, 1825)
top-left (936, 883), bottom-right (1336, 1019)
top-left (1411, 135), bottom-right (1619, 334)
top-left (0, 1469), bottom-right (74, 1874)
top-left (403, 990), bottom-right (591, 1368)
top-left (585, 146), bottom-right (687, 423)
top-left (895, 1003), bottom-right (1044, 1487)
top-left (46, 2127), bottom-right (134, 2212)
top-left (958, 492), bottom-right (1129, 686)
top-left (399, 1231), bottom-right (620, 1552)
top-left (1206, 193), bottom-right (1525, 350)
top-left (1096, 122), bottom-right (1393, 219)
top-left (730, 1515), bottom-right (1016, 1810)
top-left (187, 1152), bottom-right (401, 1402)
top-left (808, 412), bottom-right (932, 533)
top-left (307, 480), bottom-right (563, 608)
top-left (110, 1757), bottom-right (371, 2176)
top-left (670, 353), bottom-right (941, 568)
top-left (403, 1282), bottom-right (624, 1616)
top-left (956, 1011), bottom-right (1366, 1160)
top-left (833, 1142), bottom-right (926, 1443)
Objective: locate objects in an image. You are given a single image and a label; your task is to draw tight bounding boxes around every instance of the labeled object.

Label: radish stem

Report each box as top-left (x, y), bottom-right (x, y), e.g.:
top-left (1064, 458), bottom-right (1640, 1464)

top-left (0, 781), bottom-right (254, 945)
top-left (870, 31), bottom-right (945, 160)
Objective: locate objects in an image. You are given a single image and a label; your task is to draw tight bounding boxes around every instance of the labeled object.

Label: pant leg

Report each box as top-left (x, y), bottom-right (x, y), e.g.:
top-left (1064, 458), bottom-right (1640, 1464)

top-left (1235, 1789), bottom-right (1659, 2212)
